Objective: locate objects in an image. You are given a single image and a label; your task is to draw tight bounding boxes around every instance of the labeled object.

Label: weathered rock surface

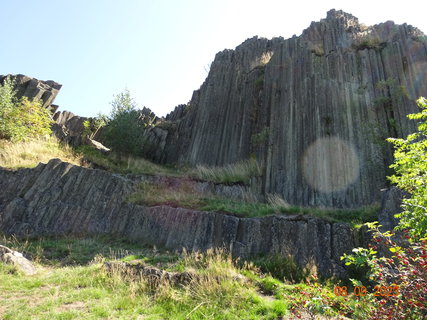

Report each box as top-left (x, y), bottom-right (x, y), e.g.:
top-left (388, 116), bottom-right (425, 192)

top-left (51, 110), bottom-right (88, 146)
top-left (0, 245), bottom-right (37, 275)
top-left (0, 74), bottom-right (62, 112)
top-left (0, 159), bottom-right (358, 277)
top-left (142, 10), bottom-right (427, 209)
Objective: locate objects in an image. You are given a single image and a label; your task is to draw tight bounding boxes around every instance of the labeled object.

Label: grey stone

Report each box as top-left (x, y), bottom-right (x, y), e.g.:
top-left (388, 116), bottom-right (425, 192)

top-left (0, 74), bottom-right (61, 110)
top-left (0, 245), bottom-right (37, 275)
top-left (378, 187), bottom-right (405, 231)
top-left (88, 138), bottom-right (110, 153)
top-left (138, 10), bottom-right (427, 209)
top-left (0, 159), bottom-right (356, 278)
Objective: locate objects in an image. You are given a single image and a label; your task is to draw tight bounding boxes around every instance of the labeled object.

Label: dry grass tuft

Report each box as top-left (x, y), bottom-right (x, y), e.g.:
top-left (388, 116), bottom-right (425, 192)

top-left (0, 137), bottom-right (83, 169)
top-left (188, 158), bottom-right (261, 185)
top-left (266, 193), bottom-right (290, 210)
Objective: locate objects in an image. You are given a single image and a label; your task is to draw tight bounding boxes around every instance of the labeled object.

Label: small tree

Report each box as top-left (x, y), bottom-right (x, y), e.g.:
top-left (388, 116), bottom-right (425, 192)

top-left (0, 77), bottom-right (53, 141)
top-left (82, 113), bottom-right (107, 140)
top-left (103, 89), bottom-right (145, 156)
top-left (0, 76), bottom-right (18, 139)
top-left (387, 97), bottom-right (427, 240)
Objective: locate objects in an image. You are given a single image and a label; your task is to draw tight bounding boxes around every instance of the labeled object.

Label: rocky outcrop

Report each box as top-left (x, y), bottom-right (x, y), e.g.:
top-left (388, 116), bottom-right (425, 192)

top-left (0, 159), bottom-right (357, 277)
top-left (0, 245), bottom-right (37, 275)
top-left (51, 110), bottom-right (89, 146)
top-left (0, 74), bottom-right (61, 112)
top-left (143, 10), bottom-right (427, 209)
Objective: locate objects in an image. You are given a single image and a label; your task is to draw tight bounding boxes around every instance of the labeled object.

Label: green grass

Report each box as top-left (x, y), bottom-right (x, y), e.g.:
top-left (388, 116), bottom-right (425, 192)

top-left (187, 158), bottom-right (261, 185)
top-left (76, 145), bottom-right (178, 176)
top-left (128, 180), bottom-right (379, 226)
top-left (0, 235), bottom-right (376, 319)
top-left (77, 146), bottom-right (261, 186)
top-left (3, 141), bottom-right (376, 227)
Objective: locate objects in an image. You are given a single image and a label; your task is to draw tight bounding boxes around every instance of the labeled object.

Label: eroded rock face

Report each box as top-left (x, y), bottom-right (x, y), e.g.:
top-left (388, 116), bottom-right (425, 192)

top-left (0, 74), bottom-right (62, 112)
top-left (144, 10), bottom-right (427, 209)
top-left (52, 110), bottom-right (89, 146)
top-left (0, 159), bottom-right (357, 278)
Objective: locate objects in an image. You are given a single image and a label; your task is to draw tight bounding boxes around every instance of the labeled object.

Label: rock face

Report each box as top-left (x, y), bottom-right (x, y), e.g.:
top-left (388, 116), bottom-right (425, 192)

top-left (0, 159), bottom-right (357, 277)
top-left (0, 74), bottom-right (62, 112)
top-left (378, 187), bottom-right (405, 231)
top-left (52, 110), bottom-right (89, 146)
top-left (143, 10), bottom-right (427, 209)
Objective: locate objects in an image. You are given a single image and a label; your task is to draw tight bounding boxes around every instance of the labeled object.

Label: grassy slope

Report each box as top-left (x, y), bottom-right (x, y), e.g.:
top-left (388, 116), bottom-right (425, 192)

top-left (0, 236), bottom-right (375, 320)
top-left (128, 180), bottom-right (379, 226)
top-left (0, 138), bottom-right (83, 169)
top-left (0, 139), bottom-right (379, 226)
top-left (0, 140), bottom-right (380, 319)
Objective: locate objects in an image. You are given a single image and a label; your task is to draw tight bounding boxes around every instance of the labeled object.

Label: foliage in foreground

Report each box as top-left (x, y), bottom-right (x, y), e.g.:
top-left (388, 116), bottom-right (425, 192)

top-left (0, 76), bottom-right (53, 142)
top-left (387, 97), bottom-right (427, 240)
top-left (0, 235), bottom-right (379, 319)
top-left (342, 97), bottom-right (427, 319)
top-left (342, 223), bottom-right (427, 319)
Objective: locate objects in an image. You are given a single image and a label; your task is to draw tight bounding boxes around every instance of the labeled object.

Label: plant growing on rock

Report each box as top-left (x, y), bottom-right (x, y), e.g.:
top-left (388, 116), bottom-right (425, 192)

top-left (0, 76), bottom-right (53, 142)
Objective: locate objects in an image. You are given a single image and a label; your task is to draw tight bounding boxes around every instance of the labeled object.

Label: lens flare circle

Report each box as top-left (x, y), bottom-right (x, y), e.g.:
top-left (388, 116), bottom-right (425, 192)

top-left (302, 136), bottom-right (360, 193)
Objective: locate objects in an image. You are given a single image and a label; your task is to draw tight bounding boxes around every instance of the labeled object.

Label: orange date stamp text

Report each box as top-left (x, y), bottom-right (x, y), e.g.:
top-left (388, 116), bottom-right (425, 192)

top-left (334, 285), bottom-right (399, 297)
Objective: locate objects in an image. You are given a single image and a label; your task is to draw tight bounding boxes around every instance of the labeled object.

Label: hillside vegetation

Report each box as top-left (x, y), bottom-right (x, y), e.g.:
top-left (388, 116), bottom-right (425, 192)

top-left (0, 137), bottom-right (83, 169)
top-left (0, 235), bottom-right (374, 320)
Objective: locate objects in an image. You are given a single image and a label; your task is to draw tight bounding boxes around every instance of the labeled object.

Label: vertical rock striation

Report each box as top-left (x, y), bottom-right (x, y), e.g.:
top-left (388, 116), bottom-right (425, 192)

top-left (0, 160), bottom-right (356, 277)
top-left (146, 10), bottom-right (427, 208)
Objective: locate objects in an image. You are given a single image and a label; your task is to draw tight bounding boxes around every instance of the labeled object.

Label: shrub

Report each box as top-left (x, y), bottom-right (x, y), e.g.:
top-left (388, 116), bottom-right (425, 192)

top-left (343, 97), bottom-right (427, 319)
top-left (0, 77), bottom-right (52, 141)
top-left (353, 36), bottom-right (384, 50)
top-left (103, 89), bottom-right (146, 156)
top-left (344, 224), bottom-right (427, 319)
top-left (387, 97), bottom-right (427, 240)
top-left (251, 127), bottom-right (269, 147)
top-left (82, 114), bottom-right (106, 140)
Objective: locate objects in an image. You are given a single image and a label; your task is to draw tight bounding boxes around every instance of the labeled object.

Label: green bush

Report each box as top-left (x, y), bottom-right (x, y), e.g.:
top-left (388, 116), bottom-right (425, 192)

top-left (0, 76), bottom-right (52, 141)
top-left (342, 97), bottom-right (427, 319)
top-left (387, 97), bottom-right (427, 240)
top-left (103, 89), bottom-right (146, 156)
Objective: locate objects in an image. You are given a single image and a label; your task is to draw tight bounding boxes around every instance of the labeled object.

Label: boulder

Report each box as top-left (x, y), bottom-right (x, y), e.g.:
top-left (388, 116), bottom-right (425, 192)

top-left (0, 245), bottom-right (37, 275)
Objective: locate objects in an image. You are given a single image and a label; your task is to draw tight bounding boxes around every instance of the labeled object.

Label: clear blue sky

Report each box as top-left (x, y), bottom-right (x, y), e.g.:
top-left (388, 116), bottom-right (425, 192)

top-left (1, 0), bottom-right (426, 117)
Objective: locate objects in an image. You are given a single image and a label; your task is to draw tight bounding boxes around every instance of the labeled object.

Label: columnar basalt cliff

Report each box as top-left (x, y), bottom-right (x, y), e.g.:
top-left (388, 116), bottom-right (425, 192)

top-left (0, 159), bottom-right (357, 277)
top-left (0, 74), bottom-right (62, 112)
top-left (142, 10), bottom-right (427, 209)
